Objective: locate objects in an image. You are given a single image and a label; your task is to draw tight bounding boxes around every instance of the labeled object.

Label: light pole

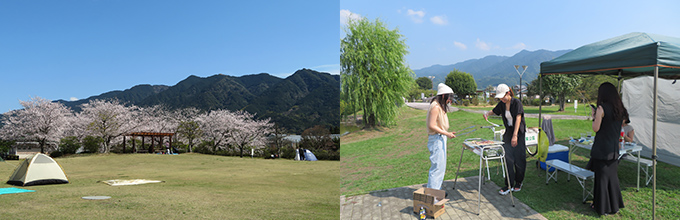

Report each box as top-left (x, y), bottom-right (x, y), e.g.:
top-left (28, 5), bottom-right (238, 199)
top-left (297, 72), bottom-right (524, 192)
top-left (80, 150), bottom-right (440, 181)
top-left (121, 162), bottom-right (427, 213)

top-left (514, 65), bottom-right (528, 103)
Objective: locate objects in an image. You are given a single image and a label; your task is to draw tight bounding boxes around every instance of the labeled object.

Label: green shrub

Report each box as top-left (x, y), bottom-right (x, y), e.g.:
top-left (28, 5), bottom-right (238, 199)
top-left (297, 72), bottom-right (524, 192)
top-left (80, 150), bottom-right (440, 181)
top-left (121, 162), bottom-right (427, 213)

top-left (82, 136), bottom-right (103, 153)
top-left (110, 143), bottom-right (124, 153)
top-left (280, 146), bottom-right (296, 159)
top-left (489, 98), bottom-right (498, 106)
top-left (50, 151), bottom-right (64, 158)
top-left (59, 136), bottom-right (80, 155)
top-left (194, 141), bottom-right (213, 154)
top-left (531, 98), bottom-right (542, 106)
top-left (522, 98), bottom-right (530, 106)
top-left (311, 149), bottom-right (339, 161)
top-left (471, 98), bottom-right (480, 106)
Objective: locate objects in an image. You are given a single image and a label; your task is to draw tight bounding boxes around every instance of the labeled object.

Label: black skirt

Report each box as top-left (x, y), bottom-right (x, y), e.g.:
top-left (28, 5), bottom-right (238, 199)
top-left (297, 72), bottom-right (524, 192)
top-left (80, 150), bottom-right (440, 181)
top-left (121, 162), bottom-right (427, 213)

top-left (591, 158), bottom-right (625, 215)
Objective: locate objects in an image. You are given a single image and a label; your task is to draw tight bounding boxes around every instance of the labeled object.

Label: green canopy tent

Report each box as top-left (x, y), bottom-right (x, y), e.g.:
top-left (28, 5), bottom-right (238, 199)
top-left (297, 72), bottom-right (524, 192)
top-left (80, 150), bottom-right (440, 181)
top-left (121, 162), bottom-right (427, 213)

top-left (539, 32), bottom-right (680, 219)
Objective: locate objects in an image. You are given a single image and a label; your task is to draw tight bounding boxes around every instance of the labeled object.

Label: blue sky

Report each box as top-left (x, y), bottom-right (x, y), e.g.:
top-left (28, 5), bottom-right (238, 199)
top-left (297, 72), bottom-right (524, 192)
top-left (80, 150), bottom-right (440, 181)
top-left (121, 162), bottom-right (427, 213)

top-left (0, 0), bottom-right (339, 112)
top-left (341, 0), bottom-right (680, 70)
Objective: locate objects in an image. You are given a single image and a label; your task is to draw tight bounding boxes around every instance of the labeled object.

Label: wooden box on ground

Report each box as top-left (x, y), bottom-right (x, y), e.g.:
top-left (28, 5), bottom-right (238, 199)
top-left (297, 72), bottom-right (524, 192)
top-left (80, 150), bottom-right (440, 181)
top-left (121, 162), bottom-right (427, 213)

top-left (413, 187), bottom-right (449, 218)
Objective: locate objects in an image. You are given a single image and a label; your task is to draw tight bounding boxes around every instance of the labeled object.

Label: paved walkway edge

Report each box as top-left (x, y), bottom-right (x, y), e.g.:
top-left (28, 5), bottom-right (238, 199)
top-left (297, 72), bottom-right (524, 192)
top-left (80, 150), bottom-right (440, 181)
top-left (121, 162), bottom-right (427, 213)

top-left (341, 176), bottom-right (547, 220)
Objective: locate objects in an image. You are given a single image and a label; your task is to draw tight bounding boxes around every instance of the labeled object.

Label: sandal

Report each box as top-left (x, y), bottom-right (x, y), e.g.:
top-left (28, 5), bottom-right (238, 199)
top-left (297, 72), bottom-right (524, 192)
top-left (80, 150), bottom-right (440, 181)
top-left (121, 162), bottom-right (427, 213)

top-left (498, 187), bottom-right (510, 195)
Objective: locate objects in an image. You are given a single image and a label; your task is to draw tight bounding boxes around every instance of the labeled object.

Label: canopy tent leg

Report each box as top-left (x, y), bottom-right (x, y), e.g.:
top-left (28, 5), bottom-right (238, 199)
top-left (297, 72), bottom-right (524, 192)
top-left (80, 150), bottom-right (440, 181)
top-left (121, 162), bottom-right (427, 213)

top-left (652, 66), bottom-right (658, 219)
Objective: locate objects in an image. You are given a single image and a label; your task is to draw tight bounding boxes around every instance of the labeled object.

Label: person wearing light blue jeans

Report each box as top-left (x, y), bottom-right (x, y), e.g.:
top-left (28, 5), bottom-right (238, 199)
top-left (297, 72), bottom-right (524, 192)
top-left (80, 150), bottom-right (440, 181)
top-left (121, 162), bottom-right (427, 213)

top-left (427, 133), bottom-right (447, 189)
top-left (426, 83), bottom-right (457, 190)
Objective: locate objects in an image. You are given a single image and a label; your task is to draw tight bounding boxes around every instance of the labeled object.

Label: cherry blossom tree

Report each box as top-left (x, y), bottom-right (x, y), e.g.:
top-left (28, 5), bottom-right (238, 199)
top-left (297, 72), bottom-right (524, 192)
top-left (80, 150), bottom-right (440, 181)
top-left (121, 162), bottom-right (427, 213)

top-left (138, 105), bottom-right (177, 133)
top-left (0, 97), bottom-right (72, 153)
top-left (197, 109), bottom-right (238, 153)
top-left (78, 99), bottom-right (139, 153)
top-left (228, 111), bottom-right (273, 158)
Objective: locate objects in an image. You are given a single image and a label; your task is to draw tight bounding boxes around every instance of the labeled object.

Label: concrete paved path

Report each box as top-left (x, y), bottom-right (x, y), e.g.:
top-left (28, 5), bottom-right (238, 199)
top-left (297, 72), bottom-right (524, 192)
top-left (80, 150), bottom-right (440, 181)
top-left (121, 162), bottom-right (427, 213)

top-left (340, 176), bottom-right (546, 220)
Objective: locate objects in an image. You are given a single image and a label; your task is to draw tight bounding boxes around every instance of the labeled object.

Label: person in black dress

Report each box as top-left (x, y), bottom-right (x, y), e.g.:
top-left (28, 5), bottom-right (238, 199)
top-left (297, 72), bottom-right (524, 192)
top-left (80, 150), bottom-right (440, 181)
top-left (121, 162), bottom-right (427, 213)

top-left (590, 82), bottom-right (627, 215)
top-left (483, 84), bottom-right (526, 195)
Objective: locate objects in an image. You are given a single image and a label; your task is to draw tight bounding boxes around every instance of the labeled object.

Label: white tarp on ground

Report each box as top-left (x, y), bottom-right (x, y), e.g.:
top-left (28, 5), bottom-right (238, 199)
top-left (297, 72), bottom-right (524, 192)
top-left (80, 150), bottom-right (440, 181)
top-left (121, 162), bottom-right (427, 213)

top-left (101, 179), bottom-right (163, 186)
top-left (622, 76), bottom-right (680, 167)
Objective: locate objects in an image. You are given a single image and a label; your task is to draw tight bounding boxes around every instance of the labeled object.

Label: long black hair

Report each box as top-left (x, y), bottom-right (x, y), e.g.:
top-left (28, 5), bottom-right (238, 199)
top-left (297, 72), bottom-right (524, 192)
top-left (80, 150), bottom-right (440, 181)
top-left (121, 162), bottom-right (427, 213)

top-left (597, 82), bottom-right (628, 121)
top-left (430, 93), bottom-right (450, 113)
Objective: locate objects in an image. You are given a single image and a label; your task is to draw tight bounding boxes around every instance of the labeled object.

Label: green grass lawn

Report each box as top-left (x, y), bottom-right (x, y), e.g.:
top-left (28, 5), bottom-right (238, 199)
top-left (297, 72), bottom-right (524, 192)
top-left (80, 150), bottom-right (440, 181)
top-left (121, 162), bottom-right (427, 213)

top-left (1, 153), bottom-right (339, 220)
top-left (341, 106), bottom-right (680, 219)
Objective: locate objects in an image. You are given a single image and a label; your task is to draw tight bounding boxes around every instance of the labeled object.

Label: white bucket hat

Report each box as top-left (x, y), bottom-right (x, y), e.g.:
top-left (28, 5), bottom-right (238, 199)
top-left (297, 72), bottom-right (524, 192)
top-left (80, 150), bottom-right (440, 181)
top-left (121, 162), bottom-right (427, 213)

top-left (436, 83), bottom-right (453, 95)
top-left (494, 84), bottom-right (510, 98)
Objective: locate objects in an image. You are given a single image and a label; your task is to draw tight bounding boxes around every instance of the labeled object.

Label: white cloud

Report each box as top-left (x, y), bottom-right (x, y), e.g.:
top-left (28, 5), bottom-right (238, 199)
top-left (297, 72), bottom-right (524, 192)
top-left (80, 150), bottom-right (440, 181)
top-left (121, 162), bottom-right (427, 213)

top-left (69, 97), bottom-right (78, 101)
top-left (453, 41), bottom-right (467, 50)
top-left (340, 9), bottom-right (361, 26)
top-left (430, 15), bottom-right (448, 25)
top-left (511, 42), bottom-right (527, 50)
top-left (407, 9), bottom-right (425, 23)
top-left (476, 38), bottom-right (491, 51)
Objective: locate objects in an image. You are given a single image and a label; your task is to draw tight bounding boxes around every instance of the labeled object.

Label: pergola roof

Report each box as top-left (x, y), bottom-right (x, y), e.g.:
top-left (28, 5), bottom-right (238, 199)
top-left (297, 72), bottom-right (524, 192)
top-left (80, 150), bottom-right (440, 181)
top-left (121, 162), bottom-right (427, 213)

top-left (125, 132), bottom-right (175, 136)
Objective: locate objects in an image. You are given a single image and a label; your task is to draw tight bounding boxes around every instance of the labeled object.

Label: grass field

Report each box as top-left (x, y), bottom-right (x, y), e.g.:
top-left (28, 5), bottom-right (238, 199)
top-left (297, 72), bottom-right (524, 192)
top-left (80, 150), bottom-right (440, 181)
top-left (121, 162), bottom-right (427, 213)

top-left (341, 106), bottom-right (680, 219)
top-left (0, 153), bottom-right (339, 220)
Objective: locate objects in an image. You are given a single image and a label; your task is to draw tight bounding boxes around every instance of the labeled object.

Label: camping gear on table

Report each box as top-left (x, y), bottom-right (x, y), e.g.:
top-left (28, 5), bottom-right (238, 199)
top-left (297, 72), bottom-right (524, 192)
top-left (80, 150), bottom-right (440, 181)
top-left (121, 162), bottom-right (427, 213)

top-left (6, 153), bottom-right (69, 186)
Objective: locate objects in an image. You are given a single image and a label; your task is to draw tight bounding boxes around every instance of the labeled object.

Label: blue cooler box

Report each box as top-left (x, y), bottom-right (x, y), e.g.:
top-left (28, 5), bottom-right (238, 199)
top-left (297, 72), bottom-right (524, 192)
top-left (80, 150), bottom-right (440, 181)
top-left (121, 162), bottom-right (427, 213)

top-left (539, 144), bottom-right (569, 172)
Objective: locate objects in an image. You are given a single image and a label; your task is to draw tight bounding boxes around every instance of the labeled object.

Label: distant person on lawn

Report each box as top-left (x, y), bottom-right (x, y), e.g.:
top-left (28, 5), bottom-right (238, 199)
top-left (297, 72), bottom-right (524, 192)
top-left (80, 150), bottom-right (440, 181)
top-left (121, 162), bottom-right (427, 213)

top-left (426, 83), bottom-right (457, 190)
top-left (483, 84), bottom-right (526, 195)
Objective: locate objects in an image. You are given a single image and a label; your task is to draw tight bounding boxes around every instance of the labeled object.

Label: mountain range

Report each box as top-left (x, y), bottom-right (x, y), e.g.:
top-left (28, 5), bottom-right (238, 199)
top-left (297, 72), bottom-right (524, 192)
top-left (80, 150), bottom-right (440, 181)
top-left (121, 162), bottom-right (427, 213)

top-left (414, 49), bottom-right (572, 90)
top-left (55, 69), bottom-right (339, 134)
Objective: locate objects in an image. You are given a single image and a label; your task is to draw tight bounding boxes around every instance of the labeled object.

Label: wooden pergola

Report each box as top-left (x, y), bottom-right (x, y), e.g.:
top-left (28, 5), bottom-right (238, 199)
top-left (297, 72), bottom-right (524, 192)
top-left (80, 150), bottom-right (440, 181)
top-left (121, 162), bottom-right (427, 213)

top-left (122, 132), bottom-right (175, 154)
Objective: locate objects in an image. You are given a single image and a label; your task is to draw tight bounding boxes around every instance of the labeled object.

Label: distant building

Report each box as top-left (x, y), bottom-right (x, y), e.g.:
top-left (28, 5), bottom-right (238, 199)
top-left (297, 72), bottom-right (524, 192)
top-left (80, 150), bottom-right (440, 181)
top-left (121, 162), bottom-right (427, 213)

top-left (11, 142), bottom-right (57, 159)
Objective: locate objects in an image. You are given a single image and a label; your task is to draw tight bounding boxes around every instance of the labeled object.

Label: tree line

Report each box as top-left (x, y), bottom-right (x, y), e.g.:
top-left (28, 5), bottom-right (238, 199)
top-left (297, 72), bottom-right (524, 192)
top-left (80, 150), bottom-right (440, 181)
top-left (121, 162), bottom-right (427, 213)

top-left (409, 72), bottom-right (617, 112)
top-left (0, 97), bottom-right (274, 158)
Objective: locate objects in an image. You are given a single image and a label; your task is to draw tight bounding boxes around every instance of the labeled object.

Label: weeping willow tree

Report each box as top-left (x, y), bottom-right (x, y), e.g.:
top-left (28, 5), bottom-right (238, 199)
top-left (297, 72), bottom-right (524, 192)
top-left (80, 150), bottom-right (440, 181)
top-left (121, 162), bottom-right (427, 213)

top-left (341, 16), bottom-right (414, 128)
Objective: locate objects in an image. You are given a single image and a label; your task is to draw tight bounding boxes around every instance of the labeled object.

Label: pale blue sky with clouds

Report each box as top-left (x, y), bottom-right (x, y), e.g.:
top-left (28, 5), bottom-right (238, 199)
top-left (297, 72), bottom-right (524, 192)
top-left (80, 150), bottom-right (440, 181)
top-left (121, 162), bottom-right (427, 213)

top-left (0, 0), bottom-right (339, 112)
top-left (341, 0), bottom-right (680, 70)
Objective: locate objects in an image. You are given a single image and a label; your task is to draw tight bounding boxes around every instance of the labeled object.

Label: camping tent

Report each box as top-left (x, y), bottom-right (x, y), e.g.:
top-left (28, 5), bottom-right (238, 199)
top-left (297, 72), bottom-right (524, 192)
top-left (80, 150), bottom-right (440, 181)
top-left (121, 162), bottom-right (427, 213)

top-left (304, 149), bottom-right (318, 161)
top-left (6, 153), bottom-right (69, 186)
top-left (622, 76), bottom-right (680, 167)
top-left (540, 32), bottom-right (680, 219)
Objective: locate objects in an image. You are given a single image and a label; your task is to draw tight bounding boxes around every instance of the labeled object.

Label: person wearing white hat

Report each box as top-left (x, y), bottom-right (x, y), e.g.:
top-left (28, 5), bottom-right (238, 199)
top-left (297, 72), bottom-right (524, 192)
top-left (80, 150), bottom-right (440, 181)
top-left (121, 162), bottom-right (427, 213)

top-left (482, 83), bottom-right (527, 195)
top-left (425, 83), bottom-right (457, 191)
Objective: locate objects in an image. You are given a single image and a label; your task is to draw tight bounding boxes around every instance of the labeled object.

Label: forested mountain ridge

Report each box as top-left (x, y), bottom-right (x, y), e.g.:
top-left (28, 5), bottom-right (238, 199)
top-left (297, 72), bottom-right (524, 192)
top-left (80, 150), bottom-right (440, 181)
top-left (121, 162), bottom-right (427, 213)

top-left (56, 69), bottom-right (339, 134)
top-left (414, 49), bottom-right (572, 89)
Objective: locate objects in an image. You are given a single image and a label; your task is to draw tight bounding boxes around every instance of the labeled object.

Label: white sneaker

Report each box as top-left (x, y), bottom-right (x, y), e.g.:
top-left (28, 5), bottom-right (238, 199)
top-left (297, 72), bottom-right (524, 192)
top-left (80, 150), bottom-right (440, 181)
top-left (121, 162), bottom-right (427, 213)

top-left (512, 183), bottom-right (523, 192)
top-left (499, 188), bottom-right (510, 195)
